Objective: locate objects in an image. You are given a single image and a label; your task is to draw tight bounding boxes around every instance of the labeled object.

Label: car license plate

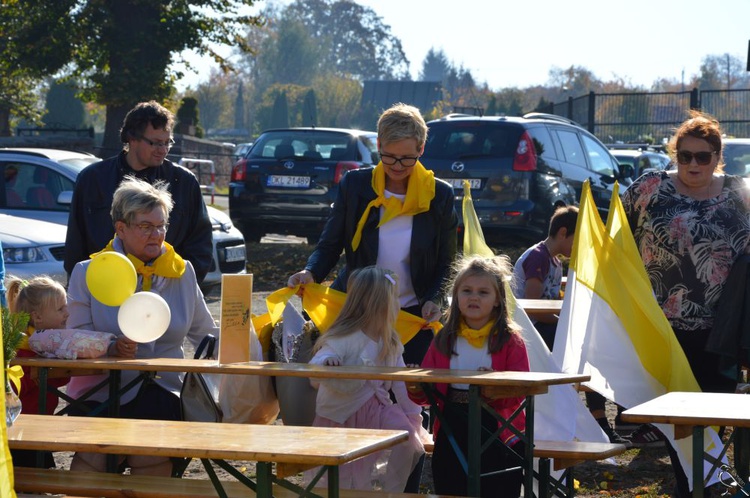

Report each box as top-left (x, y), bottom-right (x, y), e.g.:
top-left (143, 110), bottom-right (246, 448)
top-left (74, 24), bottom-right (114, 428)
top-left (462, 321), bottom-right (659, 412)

top-left (267, 175), bottom-right (311, 188)
top-left (445, 178), bottom-right (481, 189)
top-left (224, 245), bottom-right (246, 263)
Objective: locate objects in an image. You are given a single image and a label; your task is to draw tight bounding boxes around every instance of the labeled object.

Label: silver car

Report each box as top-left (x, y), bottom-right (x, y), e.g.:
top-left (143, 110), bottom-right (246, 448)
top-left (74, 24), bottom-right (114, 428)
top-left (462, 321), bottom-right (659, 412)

top-left (0, 148), bottom-right (246, 288)
top-left (0, 213), bottom-right (68, 282)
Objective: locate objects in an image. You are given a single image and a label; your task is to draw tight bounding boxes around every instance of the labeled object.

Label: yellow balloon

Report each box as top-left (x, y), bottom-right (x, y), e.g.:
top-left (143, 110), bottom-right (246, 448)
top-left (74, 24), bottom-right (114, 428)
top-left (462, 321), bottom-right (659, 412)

top-left (86, 252), bottom-right (137, 306)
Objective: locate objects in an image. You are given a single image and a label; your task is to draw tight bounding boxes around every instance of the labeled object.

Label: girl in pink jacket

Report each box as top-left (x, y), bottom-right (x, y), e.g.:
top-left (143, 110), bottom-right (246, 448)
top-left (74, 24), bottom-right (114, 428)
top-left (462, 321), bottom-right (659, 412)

top-left (408, 255), bottom-right (530, 497)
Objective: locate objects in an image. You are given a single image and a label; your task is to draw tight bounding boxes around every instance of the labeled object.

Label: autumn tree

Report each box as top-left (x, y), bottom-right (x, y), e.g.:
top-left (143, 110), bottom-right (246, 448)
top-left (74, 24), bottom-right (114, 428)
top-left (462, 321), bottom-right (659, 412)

top-left (1, 0), bottom-right (263, 152)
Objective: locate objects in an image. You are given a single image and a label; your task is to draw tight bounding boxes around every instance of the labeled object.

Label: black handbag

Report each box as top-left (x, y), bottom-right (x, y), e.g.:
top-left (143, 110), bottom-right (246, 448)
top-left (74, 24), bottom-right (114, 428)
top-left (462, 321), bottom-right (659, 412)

top-left (180, 334), bottom-right (223, 423)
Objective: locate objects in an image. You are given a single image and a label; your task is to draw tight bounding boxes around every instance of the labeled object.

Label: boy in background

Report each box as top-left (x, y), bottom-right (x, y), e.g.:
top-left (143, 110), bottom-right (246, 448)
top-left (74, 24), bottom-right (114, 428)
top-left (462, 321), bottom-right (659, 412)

top-left (512, 205), bottom-right (631, 446)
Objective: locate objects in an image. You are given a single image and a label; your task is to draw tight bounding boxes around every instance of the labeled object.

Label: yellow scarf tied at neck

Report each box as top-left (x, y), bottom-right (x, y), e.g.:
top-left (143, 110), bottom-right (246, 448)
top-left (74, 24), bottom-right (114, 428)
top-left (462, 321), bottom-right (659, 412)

top-left (91, 239), bottom-right (186, 291)
top-left (351, 160), bottom-right (436, 251)
top-left (262, 283), bottom-right (442, 347)
top-left (458, 320), bottom-right (493, 349)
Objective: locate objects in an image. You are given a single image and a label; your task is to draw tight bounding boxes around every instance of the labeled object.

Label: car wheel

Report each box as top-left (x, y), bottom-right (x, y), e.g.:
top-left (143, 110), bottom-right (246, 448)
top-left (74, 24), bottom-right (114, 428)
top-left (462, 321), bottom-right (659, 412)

top-left (240, 225), bottom-right (263, 243)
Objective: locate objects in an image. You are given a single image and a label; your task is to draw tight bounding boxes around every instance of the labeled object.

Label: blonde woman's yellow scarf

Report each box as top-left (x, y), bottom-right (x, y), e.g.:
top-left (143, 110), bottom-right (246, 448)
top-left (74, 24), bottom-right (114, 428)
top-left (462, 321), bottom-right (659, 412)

top-left (351, 160), bottom-right (436, 251)
top-left (458, 320), bottom-right (493, 349)
top-left (91, 239), bottom-right (185, 291)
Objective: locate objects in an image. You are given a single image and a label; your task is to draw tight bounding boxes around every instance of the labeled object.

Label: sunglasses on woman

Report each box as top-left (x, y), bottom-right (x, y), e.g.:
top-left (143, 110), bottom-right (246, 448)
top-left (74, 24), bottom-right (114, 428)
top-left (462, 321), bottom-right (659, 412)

top-left (676, 150), bottom-right (717, 166)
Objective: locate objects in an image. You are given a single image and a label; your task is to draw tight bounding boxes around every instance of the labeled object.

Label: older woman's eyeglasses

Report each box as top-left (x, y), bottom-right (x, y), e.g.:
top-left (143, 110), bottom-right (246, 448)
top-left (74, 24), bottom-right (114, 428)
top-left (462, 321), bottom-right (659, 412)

top-left (136, 135), bottom-right (175, 150)
top-left (676, 150), bottom-right (717, 166)
top-left (379, 152), bottom-right (419, 167)
top-left (130, 222), bottom-right (170, 236)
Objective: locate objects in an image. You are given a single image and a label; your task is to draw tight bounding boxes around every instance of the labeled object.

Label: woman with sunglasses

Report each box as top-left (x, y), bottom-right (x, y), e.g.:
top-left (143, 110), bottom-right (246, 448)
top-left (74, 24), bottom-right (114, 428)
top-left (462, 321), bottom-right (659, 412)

top-left (622, 110), bottom-right (750, 497)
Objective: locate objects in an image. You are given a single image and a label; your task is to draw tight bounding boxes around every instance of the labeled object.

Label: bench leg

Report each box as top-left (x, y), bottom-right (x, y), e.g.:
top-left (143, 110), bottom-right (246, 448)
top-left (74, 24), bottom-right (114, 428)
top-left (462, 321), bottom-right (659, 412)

top-left (257, 461), bottom-right (273, 498)
top-left (327, 465), bottom-right (340, 498)
top-left (538, 457), bottom-right (551, 498)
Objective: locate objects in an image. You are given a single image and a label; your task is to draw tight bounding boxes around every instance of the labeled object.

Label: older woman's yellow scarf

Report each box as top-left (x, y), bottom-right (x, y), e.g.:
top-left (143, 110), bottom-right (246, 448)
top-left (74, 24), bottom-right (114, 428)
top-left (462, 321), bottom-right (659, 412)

top-left (91, 239), bottom-right (185, 291)
top-left (458, 320), bottom-right (493, 349)
top-left (351, 160), bottom-right (436, 251)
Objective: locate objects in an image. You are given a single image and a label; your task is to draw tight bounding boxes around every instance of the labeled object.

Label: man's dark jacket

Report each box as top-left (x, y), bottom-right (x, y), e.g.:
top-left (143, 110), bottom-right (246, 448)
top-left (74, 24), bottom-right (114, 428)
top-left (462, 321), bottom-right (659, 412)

top-left (305, 167), bottom-right (458, 308)
top-left (64, 152), bottom-right (213, 283)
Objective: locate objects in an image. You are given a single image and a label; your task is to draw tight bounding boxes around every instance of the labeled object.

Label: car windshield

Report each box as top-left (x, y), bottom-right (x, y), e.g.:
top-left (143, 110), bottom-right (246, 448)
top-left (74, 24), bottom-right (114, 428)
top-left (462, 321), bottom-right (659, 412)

top-left (249, 131), bottom-right (357, 160)
top-left (424, 122), bottom-right (523, 159)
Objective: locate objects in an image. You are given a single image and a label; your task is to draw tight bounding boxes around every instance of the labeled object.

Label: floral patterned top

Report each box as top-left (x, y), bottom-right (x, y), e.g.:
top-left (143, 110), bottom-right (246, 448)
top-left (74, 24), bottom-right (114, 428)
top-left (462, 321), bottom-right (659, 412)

top-left (622, 171), bottom-right (750, 331)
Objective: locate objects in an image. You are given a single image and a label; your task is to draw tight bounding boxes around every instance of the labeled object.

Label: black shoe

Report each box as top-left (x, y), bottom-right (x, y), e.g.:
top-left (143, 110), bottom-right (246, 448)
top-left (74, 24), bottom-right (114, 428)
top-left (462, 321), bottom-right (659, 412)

top-left (602, 424), bottom-right (632, 447)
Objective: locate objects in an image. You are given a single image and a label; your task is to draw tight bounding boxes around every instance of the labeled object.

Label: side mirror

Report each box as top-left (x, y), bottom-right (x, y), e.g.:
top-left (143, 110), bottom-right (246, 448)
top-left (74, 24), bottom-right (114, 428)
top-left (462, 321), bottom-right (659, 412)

top-left (617, 163), bottom-right (635, 180)
top-left (57, 191), bottom-right (73, 205)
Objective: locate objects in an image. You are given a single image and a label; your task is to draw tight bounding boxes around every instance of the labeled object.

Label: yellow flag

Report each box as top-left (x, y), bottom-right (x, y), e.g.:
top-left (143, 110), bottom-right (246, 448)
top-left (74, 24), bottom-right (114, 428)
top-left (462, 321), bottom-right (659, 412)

top-left (462, 181), bottom-right (494, 257)
top-left (1, 309), bottom-right (18, 498)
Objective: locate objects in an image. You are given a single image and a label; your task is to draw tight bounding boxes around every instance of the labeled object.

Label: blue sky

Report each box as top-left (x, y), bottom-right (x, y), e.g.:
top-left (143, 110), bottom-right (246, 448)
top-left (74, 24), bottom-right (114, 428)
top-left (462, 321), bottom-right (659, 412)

top-left (177, 0), bottom-right (750, 91)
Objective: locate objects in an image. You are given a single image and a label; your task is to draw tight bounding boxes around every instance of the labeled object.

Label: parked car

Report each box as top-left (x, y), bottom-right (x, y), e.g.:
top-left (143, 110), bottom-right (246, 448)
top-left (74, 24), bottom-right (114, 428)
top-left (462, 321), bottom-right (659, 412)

top-left (722, 138), bottom-right (750, 177)
top-left (421, 113), bottom-right (628, 242)
top-left (608, 146), bottom-right (672, 182)
top-left (1, 213), bottom-right (68, 283)
top-left (228, 127), bottom-right (378, 244)
top-left (0, 148), bottom-right (245, 288)
top-left (232, 142), bottom-right (254, 162)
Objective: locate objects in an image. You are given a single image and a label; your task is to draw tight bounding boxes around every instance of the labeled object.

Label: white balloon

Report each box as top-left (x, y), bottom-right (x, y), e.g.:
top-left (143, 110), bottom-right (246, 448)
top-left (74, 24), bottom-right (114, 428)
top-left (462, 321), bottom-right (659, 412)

top-left (117, 292), bottom-right (171, 343)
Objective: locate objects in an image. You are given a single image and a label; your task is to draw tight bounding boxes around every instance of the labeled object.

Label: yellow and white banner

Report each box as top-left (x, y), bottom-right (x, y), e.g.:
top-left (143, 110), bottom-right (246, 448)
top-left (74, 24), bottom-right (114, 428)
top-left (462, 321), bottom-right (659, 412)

top-left (553, 181), bottom-right (724, 490)
top-left (1, 308), bottom-right (17, 497)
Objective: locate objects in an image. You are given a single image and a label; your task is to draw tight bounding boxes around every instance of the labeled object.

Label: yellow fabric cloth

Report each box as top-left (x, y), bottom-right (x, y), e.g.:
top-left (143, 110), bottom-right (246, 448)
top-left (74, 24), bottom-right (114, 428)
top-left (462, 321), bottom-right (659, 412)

top-left (265, 283), bottom-right (442, 345)
top-left (5, 365), bottom-right (23, 394)
top-left (351, 161), bottom-right (436, 251)
top-left (91, 239), bottom-right (186, 291)
top-left (457, 320), bottom-right (493, 349)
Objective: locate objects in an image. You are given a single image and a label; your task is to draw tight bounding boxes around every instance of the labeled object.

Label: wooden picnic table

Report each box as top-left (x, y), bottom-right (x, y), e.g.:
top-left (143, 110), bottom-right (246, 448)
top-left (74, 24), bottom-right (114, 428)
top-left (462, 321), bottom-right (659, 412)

top-left (8, 413), bottom-right (407, 498)
top-left (14, 356), bottom-right (588, 497)
top-left (517, 298), bottom-right (563, 318)
top-left (622, 391), bottom-right (750, 498)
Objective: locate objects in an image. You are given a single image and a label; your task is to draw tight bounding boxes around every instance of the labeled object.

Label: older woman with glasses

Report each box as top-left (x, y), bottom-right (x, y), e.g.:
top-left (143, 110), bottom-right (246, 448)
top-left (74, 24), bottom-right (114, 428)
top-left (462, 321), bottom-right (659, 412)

top-left (622, 110), bottom-right (750, 497)
top-left (66, 176), bottom-right (219, 477)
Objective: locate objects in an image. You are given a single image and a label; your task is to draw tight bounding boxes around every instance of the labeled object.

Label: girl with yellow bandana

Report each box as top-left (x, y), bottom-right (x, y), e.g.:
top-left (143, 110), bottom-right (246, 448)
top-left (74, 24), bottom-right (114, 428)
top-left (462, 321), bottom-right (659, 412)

top-left (288, 103), bottom-right (458, 368)
top-left (406, 255), bottom-right (530, 498)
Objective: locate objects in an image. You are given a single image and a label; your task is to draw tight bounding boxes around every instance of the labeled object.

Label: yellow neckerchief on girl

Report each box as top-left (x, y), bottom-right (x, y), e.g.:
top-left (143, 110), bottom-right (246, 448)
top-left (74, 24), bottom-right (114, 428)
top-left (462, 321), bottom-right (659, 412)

top-left (351, 160), bottom-right (436, 251)
top-left (91, 239), bottom-right (185, 291)
top-left (457, 319), bottom-right (493, 349)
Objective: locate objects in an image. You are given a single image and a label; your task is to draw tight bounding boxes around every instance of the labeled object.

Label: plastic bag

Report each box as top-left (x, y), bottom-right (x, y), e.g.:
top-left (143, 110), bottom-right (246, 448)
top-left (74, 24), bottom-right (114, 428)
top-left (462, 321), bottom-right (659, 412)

top-left (28, 328), bottom-right (115, 359)
top-left (271, 302), bottom-right (320, 427)
top-left (217, 322), bottom-right (280, 424)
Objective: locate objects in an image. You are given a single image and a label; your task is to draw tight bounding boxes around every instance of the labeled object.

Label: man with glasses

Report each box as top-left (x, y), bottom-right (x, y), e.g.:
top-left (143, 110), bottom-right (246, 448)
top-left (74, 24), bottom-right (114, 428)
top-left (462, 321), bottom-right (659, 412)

top-left (64, 100), bottom-right (212, 284)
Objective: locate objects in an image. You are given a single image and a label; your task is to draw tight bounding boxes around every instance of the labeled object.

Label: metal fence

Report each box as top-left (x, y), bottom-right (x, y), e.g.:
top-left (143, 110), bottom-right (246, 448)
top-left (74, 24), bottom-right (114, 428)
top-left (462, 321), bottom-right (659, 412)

top-left (546, 88), bottom-right (750, 143)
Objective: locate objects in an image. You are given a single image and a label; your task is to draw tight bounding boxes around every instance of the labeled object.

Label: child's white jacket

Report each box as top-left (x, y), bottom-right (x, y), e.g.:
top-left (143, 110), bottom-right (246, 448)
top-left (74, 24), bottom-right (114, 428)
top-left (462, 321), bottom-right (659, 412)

top-left (309, 330), bottom-right (423, 424)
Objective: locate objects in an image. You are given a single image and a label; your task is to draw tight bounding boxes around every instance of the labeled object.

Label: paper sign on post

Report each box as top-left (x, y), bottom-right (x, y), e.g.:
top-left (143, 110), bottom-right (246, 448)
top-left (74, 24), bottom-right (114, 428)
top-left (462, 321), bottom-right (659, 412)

top-left (218, 273), bottom-right (253, 364)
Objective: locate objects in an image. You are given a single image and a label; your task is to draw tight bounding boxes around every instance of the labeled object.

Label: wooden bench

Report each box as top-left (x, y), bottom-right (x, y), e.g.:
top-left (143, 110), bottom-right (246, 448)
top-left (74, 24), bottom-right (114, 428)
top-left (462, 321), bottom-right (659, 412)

top-left (423, 439), bottom-right (627, 498)
top-left (14, 467), bottom-right (454, 498)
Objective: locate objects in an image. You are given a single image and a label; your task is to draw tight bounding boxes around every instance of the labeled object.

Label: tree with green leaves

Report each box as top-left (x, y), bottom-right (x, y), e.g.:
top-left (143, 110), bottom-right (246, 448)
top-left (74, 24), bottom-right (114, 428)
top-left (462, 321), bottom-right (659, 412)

top-left (0, 0), bottom-right (263, 151)
top-left (235, 82), bottom-right (246, 130)
top-left (176, 97), bottom-right (203, 138)
top-left (419, 48), bottom-right (452, 82)
top-left (270, 91), bottom-right (290, 129)
top-left (283, 0), bottom-right (410, 81)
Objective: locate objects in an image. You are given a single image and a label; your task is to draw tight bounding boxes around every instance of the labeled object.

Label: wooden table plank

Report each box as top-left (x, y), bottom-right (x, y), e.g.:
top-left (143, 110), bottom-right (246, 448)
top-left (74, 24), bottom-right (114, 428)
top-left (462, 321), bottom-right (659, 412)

top-left (13, 357), bottom-right (587, 390)
top-left (8, 414), bottom-right (407, 466)
top-left (517, 299), bottom-right (562, 317)
top-left (621, 391), bottom-right (750, 429)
